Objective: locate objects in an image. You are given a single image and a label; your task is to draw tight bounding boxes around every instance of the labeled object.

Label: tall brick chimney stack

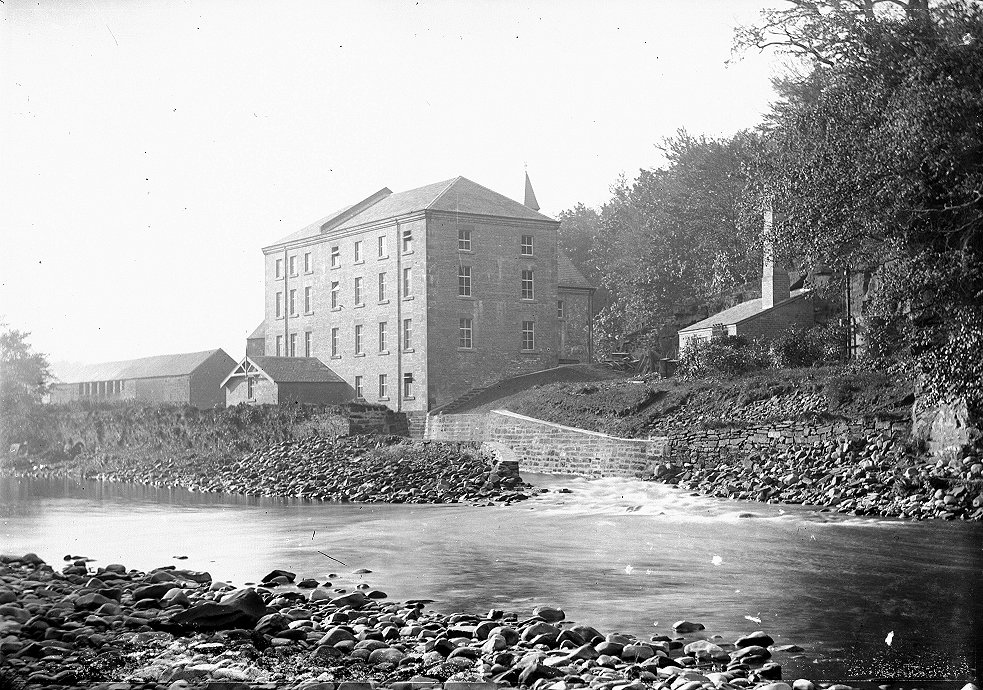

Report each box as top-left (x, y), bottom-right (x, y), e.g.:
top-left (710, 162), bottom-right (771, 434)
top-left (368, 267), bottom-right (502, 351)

top-left (761, 201), bottom-right (790, 309)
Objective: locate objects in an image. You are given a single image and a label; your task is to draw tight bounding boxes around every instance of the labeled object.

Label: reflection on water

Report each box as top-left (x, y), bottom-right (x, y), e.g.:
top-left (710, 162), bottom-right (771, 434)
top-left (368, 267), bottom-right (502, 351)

top-left (1, 473), bottom-right (980, 681)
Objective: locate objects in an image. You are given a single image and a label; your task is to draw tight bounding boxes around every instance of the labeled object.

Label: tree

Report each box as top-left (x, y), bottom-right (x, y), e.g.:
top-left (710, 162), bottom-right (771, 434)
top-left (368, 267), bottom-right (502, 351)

top-left (0, 325), bottom-right (52, 446)
top-left (741, 0), bottom-right (983, 409)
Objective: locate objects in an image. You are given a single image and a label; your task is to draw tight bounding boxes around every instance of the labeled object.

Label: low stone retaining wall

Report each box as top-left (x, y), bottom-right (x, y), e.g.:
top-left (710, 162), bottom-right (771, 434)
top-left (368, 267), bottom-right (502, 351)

top-left (426, 410), bottom-right (667, 478)
top-left (666, 417), bottom-right (910, 462)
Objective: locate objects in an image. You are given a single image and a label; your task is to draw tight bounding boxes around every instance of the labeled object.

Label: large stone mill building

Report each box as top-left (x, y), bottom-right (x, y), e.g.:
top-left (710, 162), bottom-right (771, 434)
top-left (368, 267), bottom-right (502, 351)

top-left (249, 175), bottom-right (594, 427)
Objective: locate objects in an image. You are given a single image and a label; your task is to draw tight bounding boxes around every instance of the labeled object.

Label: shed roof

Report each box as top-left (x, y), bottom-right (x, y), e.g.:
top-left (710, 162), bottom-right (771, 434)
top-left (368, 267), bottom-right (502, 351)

top-left (557, 252), bottom-right (593, 290)
top-left (248, 356), bottom-right (345, 384)
top-left (678, 291), bottom-right (807, 333)
top-left (53, 349), bottom-right (227, 384)
top-left (268, 176), bottom-right (556, 247)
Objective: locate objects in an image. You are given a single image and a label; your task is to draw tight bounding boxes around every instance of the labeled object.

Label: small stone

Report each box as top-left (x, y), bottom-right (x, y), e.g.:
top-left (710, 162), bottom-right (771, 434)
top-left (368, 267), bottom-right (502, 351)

top-left (672, 621), bottom-right (705, 633)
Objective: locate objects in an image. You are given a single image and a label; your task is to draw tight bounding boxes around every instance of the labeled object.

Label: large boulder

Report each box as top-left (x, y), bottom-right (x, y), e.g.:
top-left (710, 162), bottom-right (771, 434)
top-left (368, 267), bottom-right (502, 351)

top-left (913, 396), bottom-right (981, 459)
top-left (162, 587), bottom-right (266, 631)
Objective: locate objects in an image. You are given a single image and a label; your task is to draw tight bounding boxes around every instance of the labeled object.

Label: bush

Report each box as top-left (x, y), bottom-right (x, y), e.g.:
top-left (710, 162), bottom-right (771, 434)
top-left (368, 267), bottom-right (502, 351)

top-left (677, 335), bottom-right (769, 378)
top-left (769, 322), bottom-right (849, 368)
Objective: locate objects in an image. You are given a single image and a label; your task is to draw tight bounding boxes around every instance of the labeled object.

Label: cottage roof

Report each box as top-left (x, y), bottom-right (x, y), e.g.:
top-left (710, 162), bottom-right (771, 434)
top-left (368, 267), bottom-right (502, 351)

top-left (678, 291), bottom-right (807, 333)
top-left (52, 349), bottom-right (226, 384)
top-left (247, 356), bottom-right (345, 384)
top-left (557, 252), bottom-right (593, 290)
top-left (268, 176), bottom-right (556, 247)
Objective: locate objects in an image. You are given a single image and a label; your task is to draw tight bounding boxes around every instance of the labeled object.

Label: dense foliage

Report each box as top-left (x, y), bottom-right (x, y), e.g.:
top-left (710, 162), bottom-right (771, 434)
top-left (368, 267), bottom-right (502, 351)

top-left (746, 0), bottom-right (983, 409)
top-left (0, 325), bottom-right (52, 446)
top-left (558, 132), bottom-right (763, 356)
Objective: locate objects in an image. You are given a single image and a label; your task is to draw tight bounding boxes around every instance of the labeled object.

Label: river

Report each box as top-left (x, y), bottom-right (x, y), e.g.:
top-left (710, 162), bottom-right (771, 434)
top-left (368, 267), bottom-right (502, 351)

top-left (1, 473), bottom-right (980, 684)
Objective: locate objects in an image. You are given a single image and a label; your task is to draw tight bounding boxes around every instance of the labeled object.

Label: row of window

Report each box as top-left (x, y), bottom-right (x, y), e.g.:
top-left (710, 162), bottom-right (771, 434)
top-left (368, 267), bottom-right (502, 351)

top-left (77, 380), bottom-right (125, 397)
top-left (273, 317), bottom-right (540, 357)
top-left (275, 268), bottom-right (413, 318)
top-left (275, 230), bottom-right (416, 278)
top-left (457, 266), bottom-right (534, 300)
top-left (352, 372), bottom-right (414, 400)
top-left (275, 231), bottom-right (539, 279)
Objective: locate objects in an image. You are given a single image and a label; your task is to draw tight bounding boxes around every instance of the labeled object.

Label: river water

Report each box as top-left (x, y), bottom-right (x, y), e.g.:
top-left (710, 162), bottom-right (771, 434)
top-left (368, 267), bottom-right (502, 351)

top-left (1, 473), bottom-right (980, 684)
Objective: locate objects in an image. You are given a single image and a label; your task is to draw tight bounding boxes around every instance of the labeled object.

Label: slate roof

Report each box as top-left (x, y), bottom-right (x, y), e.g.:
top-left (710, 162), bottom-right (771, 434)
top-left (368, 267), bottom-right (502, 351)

top-left (557, 252), bottom-right (593, 290)
top-left (678, 291), bottom-right (807, 333)
top-left (52, 349), bottom-right (226, 384)
top-left (268, 176), bottom-right (555, 247)
top-left (248, 321), bottom-right (266, 340)
top-left (248, 357), bottom-right (345, 384)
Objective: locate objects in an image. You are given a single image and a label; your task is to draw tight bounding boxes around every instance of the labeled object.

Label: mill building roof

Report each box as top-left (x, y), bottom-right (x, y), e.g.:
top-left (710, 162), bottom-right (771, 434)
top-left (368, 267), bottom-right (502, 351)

top-left (267, 176), bottom-right (556, 248)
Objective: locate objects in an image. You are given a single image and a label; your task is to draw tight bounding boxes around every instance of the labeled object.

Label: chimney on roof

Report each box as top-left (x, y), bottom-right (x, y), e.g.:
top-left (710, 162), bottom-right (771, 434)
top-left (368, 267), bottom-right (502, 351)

top-left (761, 200), bottom-right (790, 309)
top-left (524, 170), bottom-right (540, 211)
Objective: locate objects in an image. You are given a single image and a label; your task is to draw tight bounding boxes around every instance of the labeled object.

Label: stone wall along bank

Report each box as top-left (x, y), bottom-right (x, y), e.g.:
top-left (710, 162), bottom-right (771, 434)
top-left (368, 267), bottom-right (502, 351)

top-left (426, 410), bottom-right (667, 478)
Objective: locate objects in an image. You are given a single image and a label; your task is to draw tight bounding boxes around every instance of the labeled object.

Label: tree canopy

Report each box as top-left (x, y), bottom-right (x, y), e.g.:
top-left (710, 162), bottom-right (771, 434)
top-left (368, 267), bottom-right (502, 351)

top-left (0, 325), bottom-right (52, 445)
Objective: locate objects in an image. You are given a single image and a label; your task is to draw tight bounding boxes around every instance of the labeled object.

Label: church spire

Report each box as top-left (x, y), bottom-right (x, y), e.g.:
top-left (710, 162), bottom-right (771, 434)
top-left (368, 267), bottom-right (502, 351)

top-left (524, 169), bottom-right (540, 212)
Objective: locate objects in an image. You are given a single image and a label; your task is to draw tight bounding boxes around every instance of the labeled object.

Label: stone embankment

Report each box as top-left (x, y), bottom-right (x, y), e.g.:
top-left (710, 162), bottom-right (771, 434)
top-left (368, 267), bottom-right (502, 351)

top-left (654, 433), bottom-right (983, 520)
top-left (0, 552), bottom-right (882, 690)
top-left (7, 435), bottom-right (535, 506)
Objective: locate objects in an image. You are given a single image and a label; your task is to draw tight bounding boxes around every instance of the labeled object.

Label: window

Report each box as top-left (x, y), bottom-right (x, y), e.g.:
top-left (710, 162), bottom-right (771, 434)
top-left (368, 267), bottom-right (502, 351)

top-left (458, 227), bottom-right (472, 251)
top-left (331, 328), bottom-right (339, 357)
top-left (304, 252), bottom-right (312, 273)
top-left (304, 286), bottom-right (313, 313)
top-left (247, 376), bottom-right (254, 399)
top-left (354, 277), bottom-right (363, 305)
top-left (354, 375), bottom-right (363, 399)
top-left (289, 289), bottom-right (297, 315)
top-left (304, 331), bottom-right (312, 357)
top-left (354, 240), bottom-right (363, 263)
top-left (402, 228), bottom-right (413, 253)
top-left (354, 324), bottom-right (364, 354)
top-left (402, 267), bottom-right (412, 297)
top-left (378, 272), bottom-right (387, 302)
top-left (557, 300), bottom-right (565, 318)
top-left (521, 269), bottom-right (534, 300)
top-left (522, 321), bottom-right (535, 351)
top-left (275, 291), bottom-right (283, 318)
top-left (275, 258), bottom-right (283, 278)
top-left (378, 373), bottom-right (388, 399)
top-left (331, 245), bottom-right (340, 268)
top-left (378, 234), bottom-right (387, 258)
top-left (276, 335), bottom-right (283, 357)
top-left (459, 318), bottom-right (473, 349)
top-left (521, 235), bottom-right (534, 255)
top-left (289, 332), bottom-right (297, 357)
top-left (403, 318), bottom-right (412, 350)
top-left (331, 281), bottom-right (340, 309)
top-left (289, 255), bottom-right (297, 276)
top-left (403, 372), bottom-right (414, 399)
top-left (458, 265), bottom-right (472, 297)
top-left (378, 321), bottom-right (387, 352)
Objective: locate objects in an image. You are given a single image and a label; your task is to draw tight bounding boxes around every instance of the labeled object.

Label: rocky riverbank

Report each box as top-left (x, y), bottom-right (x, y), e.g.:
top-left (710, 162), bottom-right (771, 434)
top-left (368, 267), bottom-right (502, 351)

top-left (2, 435), bottom-right (536, 505)
top-left (1, 552), bottom-right (871, 690)
top-left (653, 433), bottom-right (983, 520)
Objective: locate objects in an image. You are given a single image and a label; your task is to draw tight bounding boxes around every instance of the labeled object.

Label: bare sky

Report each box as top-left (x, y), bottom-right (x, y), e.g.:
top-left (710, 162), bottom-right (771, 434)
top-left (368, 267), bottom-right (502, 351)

top-left (1, 0), bottom-right (784, 370)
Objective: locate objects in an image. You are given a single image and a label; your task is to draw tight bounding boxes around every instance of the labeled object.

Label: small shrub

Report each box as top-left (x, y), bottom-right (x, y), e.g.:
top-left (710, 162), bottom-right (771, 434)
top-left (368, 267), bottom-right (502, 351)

top-left (677, 335), bottom-right (769, 379)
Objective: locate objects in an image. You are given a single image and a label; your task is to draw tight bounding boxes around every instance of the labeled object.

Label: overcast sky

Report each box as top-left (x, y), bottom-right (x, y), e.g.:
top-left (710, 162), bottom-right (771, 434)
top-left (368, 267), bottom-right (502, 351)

top-left (1, 0), bottom-right (785, 370)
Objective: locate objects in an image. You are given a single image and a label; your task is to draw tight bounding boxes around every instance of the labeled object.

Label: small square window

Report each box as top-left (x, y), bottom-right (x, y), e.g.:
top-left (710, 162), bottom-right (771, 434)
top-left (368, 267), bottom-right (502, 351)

top-left (521, 235), bottom-right (534, 255)
top-left (458, 265), bottom-right (472, 297)
top-left (458, 227), bottom-right (472, 251)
